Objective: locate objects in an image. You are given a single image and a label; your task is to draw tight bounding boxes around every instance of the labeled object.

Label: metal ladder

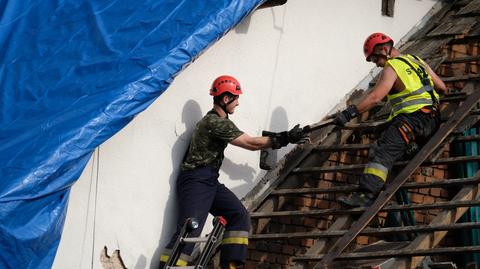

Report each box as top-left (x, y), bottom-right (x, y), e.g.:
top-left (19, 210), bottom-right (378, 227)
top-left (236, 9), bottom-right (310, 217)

top-left (165, 216), bottom-right (227, 269)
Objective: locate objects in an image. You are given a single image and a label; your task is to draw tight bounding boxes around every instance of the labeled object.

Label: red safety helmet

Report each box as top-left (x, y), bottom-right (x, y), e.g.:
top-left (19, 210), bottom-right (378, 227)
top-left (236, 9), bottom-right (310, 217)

top-left (209, 75), bottom-right (243, 97)
top-left (363, 32), bottom-right (394, 62)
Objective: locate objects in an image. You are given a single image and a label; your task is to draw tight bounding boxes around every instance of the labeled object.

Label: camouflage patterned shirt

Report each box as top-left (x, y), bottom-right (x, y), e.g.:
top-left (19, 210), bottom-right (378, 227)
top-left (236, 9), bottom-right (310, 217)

top-left (181, 109), bottom-right (244, 171)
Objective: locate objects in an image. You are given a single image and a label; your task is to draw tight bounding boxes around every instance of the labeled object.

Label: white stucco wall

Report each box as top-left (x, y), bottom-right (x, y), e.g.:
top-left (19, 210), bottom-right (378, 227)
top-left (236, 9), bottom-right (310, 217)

top-left (53, 1), bottom-right (440, 268)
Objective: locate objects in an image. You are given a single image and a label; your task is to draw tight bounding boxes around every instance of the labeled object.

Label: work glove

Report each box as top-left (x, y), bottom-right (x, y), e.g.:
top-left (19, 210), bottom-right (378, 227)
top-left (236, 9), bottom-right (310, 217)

top-left (333, 105), bottom-right (359, 127)
top-left (287, 124), bottom-right (310, 143)
top-left (264, 124), bottom-right (309, 149)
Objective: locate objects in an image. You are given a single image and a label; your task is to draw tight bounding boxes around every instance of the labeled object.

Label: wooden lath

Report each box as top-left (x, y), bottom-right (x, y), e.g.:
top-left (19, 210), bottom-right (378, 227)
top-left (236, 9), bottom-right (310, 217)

top-left (251, 222), bottom-right (480, 241)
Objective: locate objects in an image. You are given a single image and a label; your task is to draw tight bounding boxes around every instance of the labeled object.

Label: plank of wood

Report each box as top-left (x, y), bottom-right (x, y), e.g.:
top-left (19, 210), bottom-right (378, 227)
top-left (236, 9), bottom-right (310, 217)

top-left (251, 222), bottom-right (480, 240)
top-left (293, 155), bottom-right (480, 174)
top-left (270, 176), bottom-right (480, 196)
top-left (250, 200), bottom-right (480, 219)
top-left (457, 0), bottom-right (480, 15)
top-left (295, 246), bottom-right (480, 261)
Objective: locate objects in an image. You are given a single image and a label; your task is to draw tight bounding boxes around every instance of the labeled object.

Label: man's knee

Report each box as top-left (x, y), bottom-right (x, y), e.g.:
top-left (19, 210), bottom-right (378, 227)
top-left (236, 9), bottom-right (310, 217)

top-left (360, 173), bottom-right (385, 195)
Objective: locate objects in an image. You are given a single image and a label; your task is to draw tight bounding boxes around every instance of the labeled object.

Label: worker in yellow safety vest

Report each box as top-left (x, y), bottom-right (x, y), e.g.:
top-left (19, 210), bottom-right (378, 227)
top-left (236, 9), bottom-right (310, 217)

top-left (333, 32), bottom-right (448, 207)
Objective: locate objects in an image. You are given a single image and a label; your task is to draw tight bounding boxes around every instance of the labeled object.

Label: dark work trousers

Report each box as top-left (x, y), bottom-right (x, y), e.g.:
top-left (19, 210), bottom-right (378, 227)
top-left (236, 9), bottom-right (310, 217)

top-left (159, 166), bottom-right (251, 268)
top-left (360, 110), bottom-right (439, 195)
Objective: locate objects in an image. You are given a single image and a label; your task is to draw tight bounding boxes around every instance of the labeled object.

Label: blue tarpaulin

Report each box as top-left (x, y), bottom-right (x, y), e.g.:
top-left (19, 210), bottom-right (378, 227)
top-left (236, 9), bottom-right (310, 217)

top-left (0, 1), bottom-right (263, 268)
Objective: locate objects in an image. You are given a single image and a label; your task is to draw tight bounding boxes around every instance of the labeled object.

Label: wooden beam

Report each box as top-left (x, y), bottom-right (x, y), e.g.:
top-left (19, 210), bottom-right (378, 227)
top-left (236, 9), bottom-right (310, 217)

top-left (443, 55), bottom-right (480, 63)
top-left (442, 74), bottom-right (480, 83)
top-left (295, 245), bottom-right (480, 261)
top-left (293, 155), bottom-right (480, 174)
top-left (270, 176), bottom-right (480, 196)
top-left (250, 222), bottom-right (480, 240)
top-left (250, 200), bottom-right (480, 219)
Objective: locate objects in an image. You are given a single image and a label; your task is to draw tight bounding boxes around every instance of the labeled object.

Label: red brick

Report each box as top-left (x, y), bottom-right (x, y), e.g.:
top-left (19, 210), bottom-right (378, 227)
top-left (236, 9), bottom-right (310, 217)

top-left (317, 180), bottom-right (331, 188)
top-left (301, 238), bottom-right (314, 247)
top-left (421, 167), bottom-right (434, 177)
top-left (323, 172), bottom-right (334, 181)
top-left (411, 193), bottom-right (424, 204)
top-left (414, 212), bottom-right (426, 224)
top-left (282, 245), bottom-right (296, 255)
top-left (356, 236), bottom-right (369, 245)
top-left (250, 250), bottom-right (267, 262)
top-left (316, 199), bottom-right (330, 209)
top-left (419, 187), bottom-right (429, 195)
top-left (303, 217), bottom-right (317, 228)
top-left (433, 168), bottom-right (445, 179)
top-left (430, 187), bottom-right (441, 197)
top-left (424, 195), bottom-right (435, 204)
top-left (295, 196), bottom-right (313, 207)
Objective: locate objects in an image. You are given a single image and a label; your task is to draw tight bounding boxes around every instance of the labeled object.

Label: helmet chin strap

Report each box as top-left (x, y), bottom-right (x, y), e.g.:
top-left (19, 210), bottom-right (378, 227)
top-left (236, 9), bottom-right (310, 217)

top-left (386, 46), bottom-right (393, 59)
top-left (216, 96), bottom-right (238, 117)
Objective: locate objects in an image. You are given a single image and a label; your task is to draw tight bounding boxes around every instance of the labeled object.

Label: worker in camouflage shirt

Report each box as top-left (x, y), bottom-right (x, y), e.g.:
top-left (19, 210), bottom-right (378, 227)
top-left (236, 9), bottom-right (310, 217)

top-left (160, 75), bottom-right (306, 269)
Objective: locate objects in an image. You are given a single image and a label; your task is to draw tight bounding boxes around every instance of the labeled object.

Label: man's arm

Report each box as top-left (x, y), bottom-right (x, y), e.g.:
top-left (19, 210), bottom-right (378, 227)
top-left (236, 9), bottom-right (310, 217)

top-left (230, 133), bottom-right (271, 151)
top-left (425, 63), bottom-right (448, 94)
top-left (356, 66), bottom-right (397, 113)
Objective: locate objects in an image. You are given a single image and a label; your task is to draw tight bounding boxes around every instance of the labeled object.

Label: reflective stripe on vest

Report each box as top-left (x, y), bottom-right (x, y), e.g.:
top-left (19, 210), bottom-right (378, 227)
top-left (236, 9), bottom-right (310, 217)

top-left (386, 54), bottom-right (439, 121)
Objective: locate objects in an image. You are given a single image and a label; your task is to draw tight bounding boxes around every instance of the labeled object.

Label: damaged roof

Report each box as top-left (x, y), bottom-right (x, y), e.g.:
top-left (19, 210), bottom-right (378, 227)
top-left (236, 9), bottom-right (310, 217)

top-left (241, 1), bottom-right (480, 268)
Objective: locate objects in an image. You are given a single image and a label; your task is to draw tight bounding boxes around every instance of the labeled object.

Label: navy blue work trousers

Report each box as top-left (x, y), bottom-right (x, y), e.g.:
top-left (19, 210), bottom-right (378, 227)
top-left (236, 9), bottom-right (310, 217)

top-left (161, 166), bottom-right (250, 267)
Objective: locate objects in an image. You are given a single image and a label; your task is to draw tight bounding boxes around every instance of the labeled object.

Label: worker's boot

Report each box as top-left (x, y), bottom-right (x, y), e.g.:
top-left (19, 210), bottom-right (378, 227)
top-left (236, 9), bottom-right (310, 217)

top-left (338, 192), bottom-right (375, 208)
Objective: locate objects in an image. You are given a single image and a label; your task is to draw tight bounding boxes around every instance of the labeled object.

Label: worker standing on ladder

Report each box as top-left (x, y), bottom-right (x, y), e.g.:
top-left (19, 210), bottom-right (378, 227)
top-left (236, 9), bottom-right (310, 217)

top-left (334, 33), bottom-right (448, 207)
top-left (159, 75), bottom-right (306, 269)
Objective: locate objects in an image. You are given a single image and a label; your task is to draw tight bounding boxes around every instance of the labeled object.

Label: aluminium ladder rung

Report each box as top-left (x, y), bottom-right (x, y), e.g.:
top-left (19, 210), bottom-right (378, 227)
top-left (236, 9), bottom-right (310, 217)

top-left (181, 237), bottom-right (209, 243)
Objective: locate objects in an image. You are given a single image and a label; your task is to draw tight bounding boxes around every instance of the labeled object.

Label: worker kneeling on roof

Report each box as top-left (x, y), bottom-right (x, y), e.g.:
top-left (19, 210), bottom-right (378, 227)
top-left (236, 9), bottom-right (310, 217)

top-left (159, 75), bottom-right (307, 269)
top-left (334, 33), bottom-right (448, 208)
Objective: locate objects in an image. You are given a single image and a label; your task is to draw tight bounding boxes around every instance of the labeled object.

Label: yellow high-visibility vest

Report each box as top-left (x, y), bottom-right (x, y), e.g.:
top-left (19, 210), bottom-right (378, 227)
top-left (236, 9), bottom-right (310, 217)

top-left (385, 54), bottom-right (440, 121)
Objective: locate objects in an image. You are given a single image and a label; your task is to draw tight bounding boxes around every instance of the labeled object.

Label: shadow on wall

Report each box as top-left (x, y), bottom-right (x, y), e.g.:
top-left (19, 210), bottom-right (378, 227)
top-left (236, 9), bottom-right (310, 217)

top-left (230, 106), bottom-right (289, 198)
top-left (149, 100), bottom-right (202, 269)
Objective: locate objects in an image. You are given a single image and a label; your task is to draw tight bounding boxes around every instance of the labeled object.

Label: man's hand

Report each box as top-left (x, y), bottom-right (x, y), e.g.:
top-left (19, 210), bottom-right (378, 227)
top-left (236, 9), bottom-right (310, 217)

top-left (287, 124), bottom-right (309, 144)
top-left (333, 105), bottom-right (359, 126)
top-left (264, 124), bottom-right (310, 149)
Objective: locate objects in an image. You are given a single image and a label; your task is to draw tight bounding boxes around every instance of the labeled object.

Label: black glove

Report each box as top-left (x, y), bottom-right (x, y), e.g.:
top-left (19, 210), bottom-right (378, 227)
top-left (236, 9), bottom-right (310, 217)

top-left (333, 105), bottom-right (359, 126)
top-left (287, 124), bottom-right (309, 144)
top-left (265, 131), bottom-right (289, 150)
top-left (264, 124), bottom-right (309, 149)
